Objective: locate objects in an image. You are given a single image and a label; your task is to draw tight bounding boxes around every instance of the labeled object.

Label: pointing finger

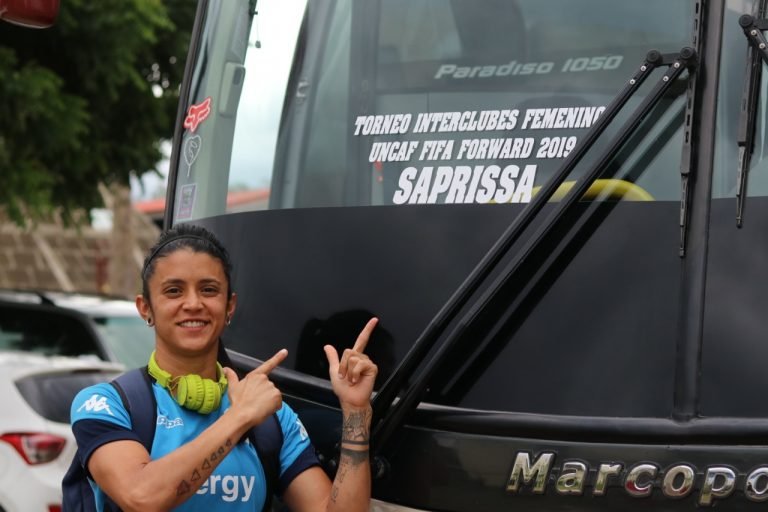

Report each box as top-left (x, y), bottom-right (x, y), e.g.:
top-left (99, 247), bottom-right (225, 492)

top-left (352, 317), bottom-right (378, 353)
top-left (252, 348), bottom-right (288, 375)
top-left (324, 345), bottom-right (339, 376)
top-left (223, 367), bottom-right (239, 386)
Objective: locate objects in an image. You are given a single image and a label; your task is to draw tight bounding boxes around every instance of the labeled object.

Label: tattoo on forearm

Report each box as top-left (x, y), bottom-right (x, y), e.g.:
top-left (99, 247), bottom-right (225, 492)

top-left (341, 409), bottom-right (372, 444)
top-left (340, 447), bottom-right (369, 466)
top-left (330, 465), bottom-right (346, 504)
top-left (177, 480), bottom-right (191, 496)
top-left (331, 448), bottom-right (367, 503)
top-left (209, 445), bottom-right (226, 462)
top-left (331, 483), bottom-right (340, 503)
top-left (201, 439), bottom-right (231, 469)
top-left (331, 440), bottom-right (369, 502)
top-left (340, 438), bottom-right (369, 446)
top-left (177, 439), bottom-right (233, 497)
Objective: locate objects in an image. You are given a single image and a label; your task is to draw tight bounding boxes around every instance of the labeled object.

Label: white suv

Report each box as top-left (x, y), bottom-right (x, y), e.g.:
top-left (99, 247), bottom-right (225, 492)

top-left (0, 352), bottom-right (122, 512)
top-left (0, 291), bottom-right (154, 511)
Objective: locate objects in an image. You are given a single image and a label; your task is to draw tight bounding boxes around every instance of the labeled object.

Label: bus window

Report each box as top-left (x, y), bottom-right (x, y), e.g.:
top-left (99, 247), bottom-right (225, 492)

top-left (173, 0), bottom-right (693, 221)
top-left (713, 0), bottom-right (768, 200)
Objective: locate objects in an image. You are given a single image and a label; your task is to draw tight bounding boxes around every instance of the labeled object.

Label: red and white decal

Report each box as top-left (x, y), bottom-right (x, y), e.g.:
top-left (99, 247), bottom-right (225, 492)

top-left (183, 97), bottom-right (213, 132)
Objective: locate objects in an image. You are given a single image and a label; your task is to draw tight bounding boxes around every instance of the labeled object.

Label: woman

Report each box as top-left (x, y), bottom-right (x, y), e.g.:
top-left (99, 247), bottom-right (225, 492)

top-left (70, 224), bottom-right (378, 511)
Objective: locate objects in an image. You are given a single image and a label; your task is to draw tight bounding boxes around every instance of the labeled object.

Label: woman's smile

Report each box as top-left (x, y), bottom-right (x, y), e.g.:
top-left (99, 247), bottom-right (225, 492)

top-left (177, 319), bottom-right (209, 328)
top-left (138, 248), bottom-right (236, 362)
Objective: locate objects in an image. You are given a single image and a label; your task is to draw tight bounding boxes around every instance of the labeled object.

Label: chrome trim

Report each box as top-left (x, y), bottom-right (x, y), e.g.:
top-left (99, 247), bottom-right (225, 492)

top-left (745, 467), bottom-right (768, 502)
top-left (661, 464), bottom-right (695, 498)
top-left (593, 463), bottom-right (623, 496)
top-left (555, 461), bottom-right (587, 496)
top-left (624, 463), bottom-right (658, 497)
top-left (698, 467), bottom-right (736, 506)
top-left (506, 452), bottom-right (554, 494)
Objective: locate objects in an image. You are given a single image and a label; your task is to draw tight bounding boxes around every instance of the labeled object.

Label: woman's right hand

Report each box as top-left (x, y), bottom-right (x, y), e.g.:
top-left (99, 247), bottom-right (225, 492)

top-left (223, 348), bottom-right (288, 428)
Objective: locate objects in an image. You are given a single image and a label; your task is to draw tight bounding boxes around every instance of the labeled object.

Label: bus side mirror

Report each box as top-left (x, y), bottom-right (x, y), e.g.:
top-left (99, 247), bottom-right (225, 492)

top-left (0, 0), bottom-right (59, 28)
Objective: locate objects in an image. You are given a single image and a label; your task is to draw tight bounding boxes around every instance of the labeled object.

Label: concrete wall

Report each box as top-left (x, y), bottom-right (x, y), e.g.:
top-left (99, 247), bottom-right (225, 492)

top-left (0, 211), bottom-right (159, 298)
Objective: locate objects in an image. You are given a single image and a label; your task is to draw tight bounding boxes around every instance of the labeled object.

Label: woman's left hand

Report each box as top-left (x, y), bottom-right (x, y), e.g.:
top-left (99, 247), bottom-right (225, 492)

top-left (324, 317), bottom-right (379, 410)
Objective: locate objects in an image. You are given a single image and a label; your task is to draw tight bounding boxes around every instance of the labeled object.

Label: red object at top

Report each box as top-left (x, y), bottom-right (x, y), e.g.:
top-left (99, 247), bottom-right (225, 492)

top-left (0, 0), bottom-right (59, 28)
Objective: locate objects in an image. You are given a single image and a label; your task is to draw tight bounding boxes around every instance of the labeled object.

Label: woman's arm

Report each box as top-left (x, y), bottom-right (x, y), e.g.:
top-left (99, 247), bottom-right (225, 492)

top-left (283, 318), bottom-right (379, 512)
top-left (282, 406), bottom-right (373, 512)
top-left (87, 350), bottom-right (288, 512)
top-left (88, 409), bottom-right (251, 512)
top-left (330, 406), bottom-right (373, 509)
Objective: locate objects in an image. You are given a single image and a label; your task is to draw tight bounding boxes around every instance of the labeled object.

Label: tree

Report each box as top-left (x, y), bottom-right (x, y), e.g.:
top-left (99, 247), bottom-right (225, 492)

top-left (0, 0), bottom-right (197, 225)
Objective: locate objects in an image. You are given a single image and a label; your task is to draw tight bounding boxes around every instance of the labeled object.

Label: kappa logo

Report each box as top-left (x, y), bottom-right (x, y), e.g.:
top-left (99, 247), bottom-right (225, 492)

top-left (76, 394), bottom-right (114, 416)
top-left (157, 415), bottom-right (184, 429)
top-left (296, 419), bottom-right (308, 441)
top-left (183, 97), bottom-right (212, 132)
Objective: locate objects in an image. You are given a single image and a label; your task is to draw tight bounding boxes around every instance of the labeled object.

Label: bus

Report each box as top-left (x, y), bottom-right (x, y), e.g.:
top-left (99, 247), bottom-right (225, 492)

top-left (164, 0), bottom-right (768, 510)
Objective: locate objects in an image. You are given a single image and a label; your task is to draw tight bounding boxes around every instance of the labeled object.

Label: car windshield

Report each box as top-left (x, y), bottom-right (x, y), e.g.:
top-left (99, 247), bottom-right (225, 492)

top-left (91, 315), bottom-right (154, 370)
top-left (15, 370), bottom-right (123, 423)
top-left (0, 305), bottom-right (102, 359)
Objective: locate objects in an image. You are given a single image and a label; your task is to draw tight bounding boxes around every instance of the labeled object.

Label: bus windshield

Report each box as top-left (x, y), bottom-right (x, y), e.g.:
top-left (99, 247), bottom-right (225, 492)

top-left (172, 0), bottom-right (693, 220)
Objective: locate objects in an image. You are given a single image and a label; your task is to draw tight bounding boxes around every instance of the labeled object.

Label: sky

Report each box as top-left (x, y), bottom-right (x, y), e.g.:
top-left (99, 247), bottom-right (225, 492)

top-left (131, 140), bottom-right (171, 203)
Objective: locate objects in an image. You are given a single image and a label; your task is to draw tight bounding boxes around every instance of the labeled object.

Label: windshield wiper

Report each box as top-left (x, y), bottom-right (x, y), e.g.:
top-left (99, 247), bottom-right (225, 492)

top-left (369, 48), bottom-right (697, 468)
top-left (736, 5), bottom-right (768, 227)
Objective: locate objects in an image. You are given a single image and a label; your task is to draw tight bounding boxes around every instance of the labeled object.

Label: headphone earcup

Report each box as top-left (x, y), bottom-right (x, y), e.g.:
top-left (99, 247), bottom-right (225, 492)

top-left (199, 378), bottom-right (222, 414)
top-left (148, 351), bottom-right (227, 414)
top-left (177, 374), bottom-right (205, 411)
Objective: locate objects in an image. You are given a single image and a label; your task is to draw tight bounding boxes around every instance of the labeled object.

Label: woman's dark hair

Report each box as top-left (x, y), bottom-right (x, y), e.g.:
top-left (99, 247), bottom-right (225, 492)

top-left (141, 224), bottom-right (233, 301)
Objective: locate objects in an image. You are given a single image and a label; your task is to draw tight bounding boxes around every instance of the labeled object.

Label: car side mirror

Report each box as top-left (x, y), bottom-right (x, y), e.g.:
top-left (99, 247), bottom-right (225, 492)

top-left (0, 0), bottom-right (59, 28)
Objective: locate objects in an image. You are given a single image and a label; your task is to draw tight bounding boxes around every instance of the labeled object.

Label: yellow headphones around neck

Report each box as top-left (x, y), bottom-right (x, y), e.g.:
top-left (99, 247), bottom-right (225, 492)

top-left (147, 351), bottom-right (228, 414)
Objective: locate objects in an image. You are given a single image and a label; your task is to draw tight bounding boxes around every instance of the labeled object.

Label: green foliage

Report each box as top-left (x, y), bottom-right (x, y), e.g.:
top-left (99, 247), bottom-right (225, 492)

top-left (0, 0), bottom-right (197, 225)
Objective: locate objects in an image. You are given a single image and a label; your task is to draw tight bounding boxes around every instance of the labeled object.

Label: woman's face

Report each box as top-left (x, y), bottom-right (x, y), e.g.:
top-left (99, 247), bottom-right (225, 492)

top-left (138, 248), bottom-right (235, 357)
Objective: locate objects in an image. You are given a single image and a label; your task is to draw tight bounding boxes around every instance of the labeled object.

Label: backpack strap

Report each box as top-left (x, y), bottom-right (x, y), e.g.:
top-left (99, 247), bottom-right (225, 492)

top-left (221, 340), bottom-right (285, 510)
top-left (248, 413), bottom-right (284, 512)
top-left (110, 367), bottom-right (157, 451)
top-left (63, 368), bottom-right (156, 512)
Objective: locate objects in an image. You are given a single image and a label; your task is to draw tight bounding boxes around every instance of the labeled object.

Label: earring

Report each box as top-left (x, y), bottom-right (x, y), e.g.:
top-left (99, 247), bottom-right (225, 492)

top-left (226, 315), bottom-right (232, 326)
top-left (146, 317), bottom-right (154, 327)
